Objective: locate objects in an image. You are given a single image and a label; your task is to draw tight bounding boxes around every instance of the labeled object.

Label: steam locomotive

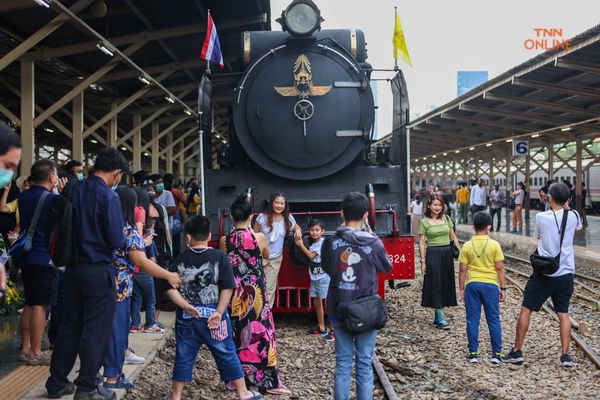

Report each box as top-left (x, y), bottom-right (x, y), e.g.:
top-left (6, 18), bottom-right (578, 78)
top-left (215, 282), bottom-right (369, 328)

top-left (204, 0), bottom-right (414, 312)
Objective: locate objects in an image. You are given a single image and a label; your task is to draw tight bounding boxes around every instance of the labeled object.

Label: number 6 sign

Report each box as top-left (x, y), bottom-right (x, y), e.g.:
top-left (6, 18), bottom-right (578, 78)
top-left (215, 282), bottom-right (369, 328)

top-left (513, 140), bottom-right (529, 156)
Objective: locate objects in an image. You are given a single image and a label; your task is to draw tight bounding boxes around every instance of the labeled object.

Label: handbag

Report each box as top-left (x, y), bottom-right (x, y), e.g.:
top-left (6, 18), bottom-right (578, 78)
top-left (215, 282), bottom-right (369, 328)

top-left (9, 191), bottom-right (49, 260)
top-left (530, 209), bottom-right (569, 275)
top-left (445, 215), bottom-right (459, 259)
top-left (336, 294), bottom-right (388, 334)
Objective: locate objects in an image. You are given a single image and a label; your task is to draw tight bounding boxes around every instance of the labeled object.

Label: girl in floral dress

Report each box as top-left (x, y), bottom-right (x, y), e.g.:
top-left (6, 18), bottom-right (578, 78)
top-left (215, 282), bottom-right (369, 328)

top-left (220, 194), bottom-right (291, 395)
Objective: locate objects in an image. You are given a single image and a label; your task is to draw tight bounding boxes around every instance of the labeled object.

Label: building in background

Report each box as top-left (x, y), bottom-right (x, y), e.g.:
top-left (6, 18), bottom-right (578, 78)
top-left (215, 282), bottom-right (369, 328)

top-left (457, 71), bottom-right (488, 96)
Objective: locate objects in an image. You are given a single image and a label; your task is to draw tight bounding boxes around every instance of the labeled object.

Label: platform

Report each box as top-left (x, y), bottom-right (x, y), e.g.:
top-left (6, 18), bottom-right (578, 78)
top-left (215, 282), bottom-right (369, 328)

top-left (0, 312), bottom-right (174, 400)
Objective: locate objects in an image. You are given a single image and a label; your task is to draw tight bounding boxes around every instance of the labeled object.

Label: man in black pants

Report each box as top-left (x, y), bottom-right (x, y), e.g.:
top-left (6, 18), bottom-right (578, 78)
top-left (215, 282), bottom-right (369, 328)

top-left (46, 148), bottom-right (127, 400)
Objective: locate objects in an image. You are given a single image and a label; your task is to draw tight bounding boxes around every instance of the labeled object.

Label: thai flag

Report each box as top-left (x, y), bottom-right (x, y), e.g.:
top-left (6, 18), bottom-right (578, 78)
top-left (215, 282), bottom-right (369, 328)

top-left (201, 11), bottom-right (224, 69)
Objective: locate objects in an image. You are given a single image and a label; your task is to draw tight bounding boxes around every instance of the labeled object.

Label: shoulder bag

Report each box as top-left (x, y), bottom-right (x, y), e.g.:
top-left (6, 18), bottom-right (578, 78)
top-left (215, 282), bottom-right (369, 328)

top-left (444, 215), bottom-right (459, 259)
top-left (530, 209), bottom-right (569, 275)
top-left (9, 191), bottom-right (50, 260)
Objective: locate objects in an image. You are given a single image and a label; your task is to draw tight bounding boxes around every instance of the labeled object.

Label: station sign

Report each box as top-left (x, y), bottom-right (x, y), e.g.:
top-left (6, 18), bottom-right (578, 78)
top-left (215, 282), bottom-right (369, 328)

top-left (513, 140), bottom-right (529, 156)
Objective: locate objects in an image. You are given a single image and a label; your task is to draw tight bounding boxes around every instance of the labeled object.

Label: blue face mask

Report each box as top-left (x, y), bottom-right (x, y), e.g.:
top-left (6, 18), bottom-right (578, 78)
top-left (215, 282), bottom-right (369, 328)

top-left (76, 172), bottom-right (84, 181)
top-left (0, 168), bottom-right (14, 188)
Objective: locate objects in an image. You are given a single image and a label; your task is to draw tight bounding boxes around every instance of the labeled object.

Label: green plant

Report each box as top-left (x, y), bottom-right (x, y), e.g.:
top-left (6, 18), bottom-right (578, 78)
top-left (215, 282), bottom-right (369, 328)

top-left (0, 279), bottom-right (24, 316)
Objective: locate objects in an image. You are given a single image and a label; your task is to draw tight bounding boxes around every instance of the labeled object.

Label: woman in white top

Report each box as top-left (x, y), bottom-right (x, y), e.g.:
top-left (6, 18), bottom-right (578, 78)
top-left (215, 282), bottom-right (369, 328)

top-left (511, 182), bottom-right (525, 234)
top-left (253, 192), bottom-right (302, 309)
top-left (410, 195), bottom-right (424, 241)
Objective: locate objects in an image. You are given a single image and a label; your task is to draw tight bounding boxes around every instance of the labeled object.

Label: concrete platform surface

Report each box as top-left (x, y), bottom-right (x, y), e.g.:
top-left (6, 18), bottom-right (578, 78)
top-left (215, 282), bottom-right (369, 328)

top-left (19, 311), bottom-right (175, 400)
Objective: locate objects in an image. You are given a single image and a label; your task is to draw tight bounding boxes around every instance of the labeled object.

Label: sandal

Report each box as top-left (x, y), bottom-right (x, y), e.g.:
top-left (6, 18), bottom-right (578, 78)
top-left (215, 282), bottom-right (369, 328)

top-left (17, 351), bottom-right (29, 363)
top-left (244, 389), bottom-right (262, 400)
top-left (266, 386), bottom-right (292, 396)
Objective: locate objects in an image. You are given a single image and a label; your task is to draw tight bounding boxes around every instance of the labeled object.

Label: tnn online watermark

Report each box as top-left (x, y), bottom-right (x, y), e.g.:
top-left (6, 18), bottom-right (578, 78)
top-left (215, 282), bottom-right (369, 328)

top-left (524, 28), bottom-right (569, 50)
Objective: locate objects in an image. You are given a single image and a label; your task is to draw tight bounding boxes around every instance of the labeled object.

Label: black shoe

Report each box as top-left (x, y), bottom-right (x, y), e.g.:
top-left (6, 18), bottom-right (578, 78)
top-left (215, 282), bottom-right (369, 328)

top-left (560, 353), bottom-right (576, 367)
top-left (48, 382), bottom-right (75, 399)
top-left (74, 386), bottom-right (116, 400)
top-left (502, 348), bottom-right (524, 364)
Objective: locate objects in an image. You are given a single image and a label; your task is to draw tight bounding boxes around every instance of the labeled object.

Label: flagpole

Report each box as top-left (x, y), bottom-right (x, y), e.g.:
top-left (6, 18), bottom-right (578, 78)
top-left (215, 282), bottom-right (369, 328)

top-left (199, 9), bottom-right (211, 216)
top-left (393, 6), bottom-right (399, 71)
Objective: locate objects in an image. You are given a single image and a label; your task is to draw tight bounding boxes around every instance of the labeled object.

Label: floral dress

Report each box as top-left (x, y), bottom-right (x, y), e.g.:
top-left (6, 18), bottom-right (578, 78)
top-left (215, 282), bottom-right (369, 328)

top-left (226, 228), bottom-right (283, 392)
top-left (113, 224), bottom-right (145, 301)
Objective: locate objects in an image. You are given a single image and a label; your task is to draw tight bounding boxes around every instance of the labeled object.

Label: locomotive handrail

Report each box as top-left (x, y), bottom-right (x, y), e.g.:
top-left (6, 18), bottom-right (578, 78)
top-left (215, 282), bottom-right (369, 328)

top-left (236, 44), bottom-right (287, 104)
top-left (317, 44), bottom-right (359, 73)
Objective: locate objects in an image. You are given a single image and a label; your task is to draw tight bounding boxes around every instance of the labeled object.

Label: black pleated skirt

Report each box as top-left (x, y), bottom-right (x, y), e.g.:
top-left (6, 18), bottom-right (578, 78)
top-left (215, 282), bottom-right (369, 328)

top-left (421, 245), bottom-right (457, 308)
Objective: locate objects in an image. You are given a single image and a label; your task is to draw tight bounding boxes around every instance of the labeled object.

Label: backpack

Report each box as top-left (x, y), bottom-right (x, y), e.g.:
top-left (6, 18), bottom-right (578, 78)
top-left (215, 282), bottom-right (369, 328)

top-left (45, 187), bottom-right (78, 268)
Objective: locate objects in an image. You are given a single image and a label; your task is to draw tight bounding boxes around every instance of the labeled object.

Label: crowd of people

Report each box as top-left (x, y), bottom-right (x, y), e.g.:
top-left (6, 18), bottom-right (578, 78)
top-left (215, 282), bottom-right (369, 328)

top-left (0, 118), bottom-right (587, 400)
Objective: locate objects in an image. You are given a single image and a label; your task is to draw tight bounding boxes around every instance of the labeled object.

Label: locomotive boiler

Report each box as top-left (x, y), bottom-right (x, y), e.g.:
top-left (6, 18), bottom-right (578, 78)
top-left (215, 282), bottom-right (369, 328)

top-left (204, 0), bottom-right (414, 311)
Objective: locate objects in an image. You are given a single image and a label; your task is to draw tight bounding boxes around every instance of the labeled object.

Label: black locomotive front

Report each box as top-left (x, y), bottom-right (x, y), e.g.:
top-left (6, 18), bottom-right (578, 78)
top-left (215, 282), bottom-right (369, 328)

top-left (205, 0), bottom-right (409, 235)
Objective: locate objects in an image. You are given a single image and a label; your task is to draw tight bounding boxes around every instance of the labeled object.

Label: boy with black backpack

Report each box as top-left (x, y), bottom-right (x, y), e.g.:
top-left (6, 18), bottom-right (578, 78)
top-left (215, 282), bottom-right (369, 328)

top-left (322, 192), bottom-right (392, 400)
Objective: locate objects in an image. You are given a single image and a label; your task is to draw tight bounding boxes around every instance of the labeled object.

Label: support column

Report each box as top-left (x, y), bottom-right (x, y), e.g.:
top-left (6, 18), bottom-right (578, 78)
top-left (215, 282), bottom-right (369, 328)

top-left (151, 123), bottom-right (160, 173)
top-left (166, 132), bottom-right (174, 174)
top-left (525, 153), bottom-right (531, 220)
top-left (442, 160), bottom-right (447, 189)
top-left (505, 148), bottom-right (512, 231)
top-left (178, 142), bottom-right (185, 181)
top-left (72, 92), bottom-right (84, 162)
top-left (575, 139), bottom-right (583, 215)
top-left (547, 142), bottom-right (554, 182)
top-left (20, 61), bottom-right (35, 176)
top-left (489, 157), bottom-right (494, 191)
top-left (132, 114), bottom-right (141, 172)
top-left (108, 102), bottom-right (117, 147)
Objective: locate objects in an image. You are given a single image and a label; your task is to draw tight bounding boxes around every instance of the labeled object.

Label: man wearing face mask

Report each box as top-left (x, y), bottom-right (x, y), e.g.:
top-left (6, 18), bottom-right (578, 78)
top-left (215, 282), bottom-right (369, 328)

top-left (0, 121), bottom-right (21, 294)
top-left (46, 148), bottom-right (128, 400)
top-left (60, 160), bottom-right (84, 182)
top-left (16, 160), bottom-right (59, 365)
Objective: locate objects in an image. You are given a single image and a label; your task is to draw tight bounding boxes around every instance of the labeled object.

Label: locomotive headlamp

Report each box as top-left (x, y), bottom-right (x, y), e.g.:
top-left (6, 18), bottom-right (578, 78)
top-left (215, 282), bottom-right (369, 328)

top-left (277, 0), bottom-right (323, 37)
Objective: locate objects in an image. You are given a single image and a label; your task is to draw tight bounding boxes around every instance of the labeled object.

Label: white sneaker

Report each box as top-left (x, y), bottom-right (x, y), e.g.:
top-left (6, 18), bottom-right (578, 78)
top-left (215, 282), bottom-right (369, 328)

top-left (125, 350), bottom-right (145, 364)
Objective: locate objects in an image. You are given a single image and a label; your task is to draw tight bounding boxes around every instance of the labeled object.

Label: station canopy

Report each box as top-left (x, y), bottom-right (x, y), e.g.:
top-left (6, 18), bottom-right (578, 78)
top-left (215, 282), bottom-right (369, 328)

top-left (406, 24), bottom-right (600, 160)
top-left (0, 0), bottom-right (270, 154)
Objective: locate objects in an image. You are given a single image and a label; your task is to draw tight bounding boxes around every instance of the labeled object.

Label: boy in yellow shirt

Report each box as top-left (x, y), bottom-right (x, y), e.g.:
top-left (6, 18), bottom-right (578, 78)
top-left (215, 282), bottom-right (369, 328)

top-left (458, 211), bottom-right (507, 364)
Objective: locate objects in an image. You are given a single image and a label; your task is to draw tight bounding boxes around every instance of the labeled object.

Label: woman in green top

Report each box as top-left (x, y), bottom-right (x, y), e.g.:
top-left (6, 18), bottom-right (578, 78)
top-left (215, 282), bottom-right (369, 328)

top-left (419, 194), bottom-right (460, 329)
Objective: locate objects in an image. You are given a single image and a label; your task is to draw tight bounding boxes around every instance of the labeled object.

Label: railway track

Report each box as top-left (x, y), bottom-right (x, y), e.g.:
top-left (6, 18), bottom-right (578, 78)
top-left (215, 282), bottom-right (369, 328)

top-left (458, 239), bottom-right (600, 369)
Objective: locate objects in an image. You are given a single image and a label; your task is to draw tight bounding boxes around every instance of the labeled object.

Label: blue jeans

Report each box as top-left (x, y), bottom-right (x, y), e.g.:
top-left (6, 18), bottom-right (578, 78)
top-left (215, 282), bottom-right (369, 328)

top-left (130, 272), bottom-right (155, 328)
top-left (103, 297), bottom-right (130, 378)
top-left (333, 322), bottom-right (377, 400)
top-left (465, 282), bottom-right (502, 354)
top-left (173, 307), bottom-right (243, 383)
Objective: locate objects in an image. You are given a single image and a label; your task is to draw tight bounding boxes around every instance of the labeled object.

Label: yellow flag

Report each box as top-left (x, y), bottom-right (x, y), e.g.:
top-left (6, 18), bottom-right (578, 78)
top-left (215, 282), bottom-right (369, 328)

top-left (393, 8), bottom-right (412, 67)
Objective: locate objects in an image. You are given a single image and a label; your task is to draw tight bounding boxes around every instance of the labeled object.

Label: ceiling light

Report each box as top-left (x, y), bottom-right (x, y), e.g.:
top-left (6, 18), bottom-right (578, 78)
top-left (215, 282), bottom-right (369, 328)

top-left (506, 139), bottom-right (513, 143)
top-left (184, 109), bottom-right (192, 116)
top-left (486, 143), bottom-right (492, 147)
top-left (469, 147), bottom-right (474, 150)
top-left (165, 96), bottom-right (175, 104)
top-left (138, 75), bottom-right (151, 85)
top-left (442, 153), bottom-right (447, 156)
top-left (143, 152), bottom-right (149, 156)
top-left (531, 133), bottom-right (540, 138)
top-left (423, 157), bottom-right (427, 160)
top-left (455, 150), bottom-right (460, 154)
top-left (96, 42), bottom-right (114, 57)
top-left (120, 146), bottom-right (127, 151)
top-left (432, 155), bottom-right (437, 159)
top-left (90, 139), bottom-right (98, 144)
top-left (44, 127), bottom-right (54, 133)
top-left (221, 140), bottom-right (227, 144)
top-left (34, 0), bottom-right (51, 7)
top-left (561, 126), bottom-right (572, 132)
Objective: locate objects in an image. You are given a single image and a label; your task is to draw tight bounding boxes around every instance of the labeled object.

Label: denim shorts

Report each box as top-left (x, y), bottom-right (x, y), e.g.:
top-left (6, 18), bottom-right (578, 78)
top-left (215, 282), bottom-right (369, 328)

top-left (173, 307), bottom-right (243, 382)
top-left (310, 276), bottom-right (330, 299)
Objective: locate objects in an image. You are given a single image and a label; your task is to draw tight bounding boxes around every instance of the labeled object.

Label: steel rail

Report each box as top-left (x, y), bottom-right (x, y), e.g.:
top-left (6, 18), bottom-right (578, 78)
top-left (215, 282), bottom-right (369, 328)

top-left (372, 355), bottom-right (399, 400)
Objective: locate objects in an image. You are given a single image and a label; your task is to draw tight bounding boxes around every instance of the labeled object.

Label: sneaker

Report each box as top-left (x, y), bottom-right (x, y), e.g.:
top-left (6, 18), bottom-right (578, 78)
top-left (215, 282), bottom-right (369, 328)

top-left (503, 348), bottom-right (524, 364)
top-left (156, 321), bottom-right (165, 329)
top-left (129, 326), bottom-right (142, 334)
top-left (124, 349), bottom-right (145, 365)
top-left (322, 331), bottom-right (335, 342)
top-left (467, 352), bottom-right (479, 363)
top-left (436, 321), bottom-right (450, 330)
top-left (306, 326), bottom-right (325, 335)
top-left (510, 230), bottom-right (517, 234)
top-left (27, 352), bottom-right (52, 366)
top-left (74, 386), bottom-right (116, 400)
top-left (560, 354), bottom-right (576, 367)
top-left (491, 352), bottom-right (502, 365)
top-left (48, 382), bottom-right (75, 399)
top-left (104, 375), bottom-right (135, 389)
top-left (144, 324), bottom-right (164, 333)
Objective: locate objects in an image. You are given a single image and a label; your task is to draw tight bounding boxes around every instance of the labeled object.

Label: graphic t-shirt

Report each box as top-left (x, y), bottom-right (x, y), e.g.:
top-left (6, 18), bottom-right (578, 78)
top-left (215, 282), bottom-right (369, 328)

top-left (113, 224), bottom-right (145, 301)
top-left (308, 237), bottom-right (326, 281)
top-left (169, 247), bottom-right (237, 306)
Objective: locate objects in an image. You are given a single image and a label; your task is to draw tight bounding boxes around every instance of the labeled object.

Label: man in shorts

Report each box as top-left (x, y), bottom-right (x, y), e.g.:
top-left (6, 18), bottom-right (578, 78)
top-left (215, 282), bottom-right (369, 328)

top-left (503, 182), bottom-right (582, 367)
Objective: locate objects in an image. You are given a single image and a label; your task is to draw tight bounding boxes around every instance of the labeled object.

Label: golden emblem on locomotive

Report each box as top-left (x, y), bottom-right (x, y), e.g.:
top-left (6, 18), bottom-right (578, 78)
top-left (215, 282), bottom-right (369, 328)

top-left (274, 54), bottom-right (332, 99)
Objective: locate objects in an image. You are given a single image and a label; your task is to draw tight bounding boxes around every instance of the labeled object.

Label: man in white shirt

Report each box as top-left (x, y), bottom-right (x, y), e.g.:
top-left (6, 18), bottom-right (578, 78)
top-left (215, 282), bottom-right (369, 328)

top-left (151, 174), bottom-right (176, 227)
top-left (470, 179), bottom-right (487, 214)
top-left (503, 182), bottom-right (582, 367)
